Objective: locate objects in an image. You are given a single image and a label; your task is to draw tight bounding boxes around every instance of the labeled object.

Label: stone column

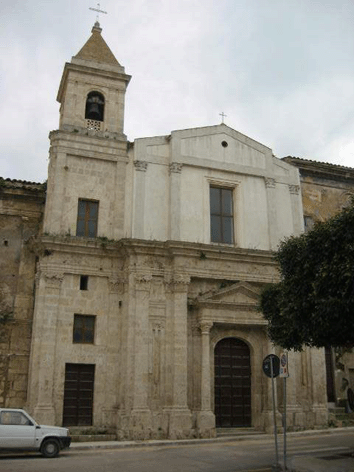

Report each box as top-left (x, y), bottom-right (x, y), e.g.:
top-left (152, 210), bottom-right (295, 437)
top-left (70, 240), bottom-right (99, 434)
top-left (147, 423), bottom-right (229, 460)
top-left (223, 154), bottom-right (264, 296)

top-left (163, 275), bottom-right (192, 439)
top-left (130, 274), bottom-right (152, 439)
top-left (309, 347), bottom-right (328, 427)
top-left (133, 161), bottom-right (148, 238)
top-left (283, 350), bottom-right (304, 428)
top-left (102, 277), bottom-right (125, 428)
top-left (289, 184), bottom-right (303, 235)
top-left (28, 271), bottom-right (63, 425)
top-left (196, 321), bottom-right (216, 437)
top-left (265, 178), bottom-right (278, 250)
top-left (261, 341), bottom-right (282, 433)
top-left (169, 163), bottom-right (182, 240)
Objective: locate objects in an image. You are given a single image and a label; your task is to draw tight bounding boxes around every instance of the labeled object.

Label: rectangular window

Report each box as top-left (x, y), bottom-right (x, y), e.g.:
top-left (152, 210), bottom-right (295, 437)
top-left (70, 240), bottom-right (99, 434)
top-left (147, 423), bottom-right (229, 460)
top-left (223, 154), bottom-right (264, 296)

top-left (210, 186), bottom-right (234, 244)
top-left (80, 275), bottom-right (88, 291)
top-left (73, 315), bottom-right (95, 344)
top-left (304, 215), bottom-right (314, 233)
top-left (76, 199), bottom-right (99, 238)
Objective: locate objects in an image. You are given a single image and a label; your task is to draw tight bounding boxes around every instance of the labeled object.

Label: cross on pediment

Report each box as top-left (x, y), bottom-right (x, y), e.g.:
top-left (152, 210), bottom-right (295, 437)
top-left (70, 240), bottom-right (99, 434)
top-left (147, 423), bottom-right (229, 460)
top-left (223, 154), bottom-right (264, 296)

top-left (219, 112), bottom-right (227, 124)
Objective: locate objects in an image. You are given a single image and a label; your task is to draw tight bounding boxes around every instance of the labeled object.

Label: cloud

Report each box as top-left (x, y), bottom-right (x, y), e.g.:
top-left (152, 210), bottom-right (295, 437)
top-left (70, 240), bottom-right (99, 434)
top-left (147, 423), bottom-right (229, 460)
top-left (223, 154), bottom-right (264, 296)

top-left (1, 0), bottom-right (354, 181)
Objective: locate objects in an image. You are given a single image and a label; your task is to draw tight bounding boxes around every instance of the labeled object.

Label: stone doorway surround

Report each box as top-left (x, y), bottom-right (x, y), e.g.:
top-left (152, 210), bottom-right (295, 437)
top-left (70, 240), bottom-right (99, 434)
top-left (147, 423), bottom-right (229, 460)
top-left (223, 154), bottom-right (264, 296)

top-left (190, 281), bottom-right (271, 434)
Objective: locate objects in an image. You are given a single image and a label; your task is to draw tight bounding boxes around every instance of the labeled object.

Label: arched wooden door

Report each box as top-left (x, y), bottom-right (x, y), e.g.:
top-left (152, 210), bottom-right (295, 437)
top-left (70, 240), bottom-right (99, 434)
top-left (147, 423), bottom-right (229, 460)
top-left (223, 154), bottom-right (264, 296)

top-left (214, 338), bottom-right (251, 427)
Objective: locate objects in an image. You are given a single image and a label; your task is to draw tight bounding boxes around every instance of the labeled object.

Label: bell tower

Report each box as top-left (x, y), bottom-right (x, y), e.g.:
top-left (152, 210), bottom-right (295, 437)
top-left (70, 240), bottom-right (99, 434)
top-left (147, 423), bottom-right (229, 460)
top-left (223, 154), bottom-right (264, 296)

top-left (57, 22), bottom-right (131, 137)
top-left (43, 24), bottom-right (131, 239)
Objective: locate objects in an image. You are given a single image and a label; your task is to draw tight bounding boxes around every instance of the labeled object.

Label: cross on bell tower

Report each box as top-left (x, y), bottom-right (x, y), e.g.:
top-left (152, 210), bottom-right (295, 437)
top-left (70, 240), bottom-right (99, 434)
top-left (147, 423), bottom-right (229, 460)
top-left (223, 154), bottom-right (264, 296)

top-left (89, 3), bottom-right (107, 26)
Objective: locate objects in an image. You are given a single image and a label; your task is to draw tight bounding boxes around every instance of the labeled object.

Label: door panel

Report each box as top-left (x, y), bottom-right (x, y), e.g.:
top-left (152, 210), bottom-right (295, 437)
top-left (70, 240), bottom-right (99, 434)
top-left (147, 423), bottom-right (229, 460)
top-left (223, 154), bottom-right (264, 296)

top-left (63, 363), bottom-right (95, 426)
top-left (215, 338), bottom-right (251, 427)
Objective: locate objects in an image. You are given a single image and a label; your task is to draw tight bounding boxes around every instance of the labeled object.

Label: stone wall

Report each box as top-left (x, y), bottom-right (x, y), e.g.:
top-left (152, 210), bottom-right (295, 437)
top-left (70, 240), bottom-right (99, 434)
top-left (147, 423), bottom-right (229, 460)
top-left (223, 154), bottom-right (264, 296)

top-left (0, 178), bottom-right (45, 407)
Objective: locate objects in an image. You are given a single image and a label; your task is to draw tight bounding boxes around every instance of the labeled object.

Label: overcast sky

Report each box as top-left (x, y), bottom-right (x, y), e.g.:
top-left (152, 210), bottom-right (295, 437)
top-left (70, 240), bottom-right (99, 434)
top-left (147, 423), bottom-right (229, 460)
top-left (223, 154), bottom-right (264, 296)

top-left (1, 0), bottom-right (354, 182)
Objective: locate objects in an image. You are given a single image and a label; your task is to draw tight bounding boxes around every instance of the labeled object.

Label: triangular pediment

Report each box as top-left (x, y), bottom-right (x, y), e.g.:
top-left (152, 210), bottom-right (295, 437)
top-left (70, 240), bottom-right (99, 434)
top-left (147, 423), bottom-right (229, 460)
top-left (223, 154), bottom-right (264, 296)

top-left (196, 282), bottom-right (260, 306)
top-left (173, 124), bottom-right (271, 169)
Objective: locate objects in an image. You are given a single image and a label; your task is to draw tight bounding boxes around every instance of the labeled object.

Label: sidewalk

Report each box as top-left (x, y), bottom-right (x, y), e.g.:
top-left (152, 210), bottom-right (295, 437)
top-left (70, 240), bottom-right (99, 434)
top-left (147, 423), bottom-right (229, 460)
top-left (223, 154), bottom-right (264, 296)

top-left (69, 427), bottom-right (354, 471)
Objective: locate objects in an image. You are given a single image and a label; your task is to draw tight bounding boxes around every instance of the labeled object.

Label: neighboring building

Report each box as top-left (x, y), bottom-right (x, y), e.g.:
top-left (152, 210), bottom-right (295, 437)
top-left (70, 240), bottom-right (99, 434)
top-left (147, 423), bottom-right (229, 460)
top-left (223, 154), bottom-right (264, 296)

top-left (0, 178), bottom-right (45, 408)
top-left (1, 23), bottom-right (352, 438)
top-left (283, 157), bottom-right (354, 408)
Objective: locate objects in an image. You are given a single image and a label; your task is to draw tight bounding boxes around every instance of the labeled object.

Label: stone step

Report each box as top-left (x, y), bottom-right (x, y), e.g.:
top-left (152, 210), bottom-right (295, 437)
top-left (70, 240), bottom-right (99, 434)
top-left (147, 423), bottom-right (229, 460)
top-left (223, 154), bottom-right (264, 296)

top-left (71, 434), bottom-right (117, 442)
top-left (217, 427), bottom-right (263, 437)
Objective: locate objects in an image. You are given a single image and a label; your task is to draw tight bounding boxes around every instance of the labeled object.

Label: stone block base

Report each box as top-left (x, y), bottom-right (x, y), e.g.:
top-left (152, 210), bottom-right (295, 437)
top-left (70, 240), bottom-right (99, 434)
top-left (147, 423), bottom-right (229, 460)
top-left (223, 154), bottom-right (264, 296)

top-left (128, 409), bottom-right (153, 440)
top-left (196, 410), bottom-right (216, 438)
top-left (33, 404), bottom-right (55, 425)
top-left (162, 408), bottom-right (193, 439)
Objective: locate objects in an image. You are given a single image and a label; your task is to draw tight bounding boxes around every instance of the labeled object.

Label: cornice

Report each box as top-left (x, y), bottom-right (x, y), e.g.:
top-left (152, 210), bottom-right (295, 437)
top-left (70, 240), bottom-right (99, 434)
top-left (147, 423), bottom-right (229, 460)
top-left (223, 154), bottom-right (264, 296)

top-left (283, 156), bottom-right (354, 182)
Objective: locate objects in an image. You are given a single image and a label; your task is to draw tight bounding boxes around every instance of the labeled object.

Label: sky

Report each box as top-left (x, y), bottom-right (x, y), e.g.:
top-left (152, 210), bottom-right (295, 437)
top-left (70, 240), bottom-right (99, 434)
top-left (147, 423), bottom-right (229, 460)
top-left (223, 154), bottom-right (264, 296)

top-left (1, 0), bottom-right (354, 183)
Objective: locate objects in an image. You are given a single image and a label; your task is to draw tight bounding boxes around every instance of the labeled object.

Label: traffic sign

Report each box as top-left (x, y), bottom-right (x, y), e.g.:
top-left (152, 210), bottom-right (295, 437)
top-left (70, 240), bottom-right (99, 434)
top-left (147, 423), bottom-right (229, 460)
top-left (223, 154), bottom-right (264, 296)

top-left (262, 354), bottom-right (280, 378)
top-left (279, 352), bottom-right (289, 378)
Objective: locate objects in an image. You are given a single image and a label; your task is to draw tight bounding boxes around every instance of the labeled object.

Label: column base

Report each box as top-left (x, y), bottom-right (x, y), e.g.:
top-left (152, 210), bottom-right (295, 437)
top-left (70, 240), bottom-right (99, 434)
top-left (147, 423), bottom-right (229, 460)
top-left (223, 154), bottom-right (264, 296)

top-left (312, 404), bottom-right (328, 427)
top-left (261, 408), bottom-right (282, 433)
top-left (128, 409), bottom-right (153, 440)
top-left (162, 408), bottom-right (193, 439)
top-left (33, 405), bottom-right (55, 425)
top-left (196, 410), bottom-right (216, 438)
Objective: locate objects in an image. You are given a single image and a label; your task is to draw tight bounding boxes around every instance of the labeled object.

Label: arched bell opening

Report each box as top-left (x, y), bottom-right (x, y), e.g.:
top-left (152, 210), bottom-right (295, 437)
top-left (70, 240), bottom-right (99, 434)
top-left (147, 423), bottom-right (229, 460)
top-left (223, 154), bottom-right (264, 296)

top-left (214, 337), bottom-right (251, 427)
top-left (85, 91), bottom-right (105, 122)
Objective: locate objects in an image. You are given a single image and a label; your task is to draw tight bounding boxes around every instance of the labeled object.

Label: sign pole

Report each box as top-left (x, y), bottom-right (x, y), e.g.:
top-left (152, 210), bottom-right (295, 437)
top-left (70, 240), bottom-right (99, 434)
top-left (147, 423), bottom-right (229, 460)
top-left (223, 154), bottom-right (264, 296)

top-left (280, 352), bottom-right (289, 471)
top-left (283, 376), bottom-right (287, 470)
top-left (270, 357), bottom-right (279, 467)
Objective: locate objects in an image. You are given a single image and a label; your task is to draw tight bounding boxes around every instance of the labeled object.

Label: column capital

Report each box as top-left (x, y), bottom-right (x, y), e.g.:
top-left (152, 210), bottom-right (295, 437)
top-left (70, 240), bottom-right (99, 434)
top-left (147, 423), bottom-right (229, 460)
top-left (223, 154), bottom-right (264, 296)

top-left (169, 162), bottom-right (183, 174)
top-left (134, 160), bottom-right (148, 172)
top-left (165, 274), bottom-right (191, 292)
top-left (109, 276), bottom-right (128, 293)
top-left (135, 273), bottom-right (152, 290)
top-left (265, 177), bottom-right (276, 188)
top-left (289, 184), bottom-right (300, 195)
top-left (199, 321), bottom-right (213, 334)
top-left (43, 272), bottom-right (64, 288)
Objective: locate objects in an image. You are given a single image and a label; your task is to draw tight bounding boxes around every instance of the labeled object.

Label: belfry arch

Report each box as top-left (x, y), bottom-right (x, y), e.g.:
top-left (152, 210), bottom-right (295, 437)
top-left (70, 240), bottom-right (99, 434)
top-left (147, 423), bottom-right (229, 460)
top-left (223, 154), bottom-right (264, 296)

top-left (214, 337), bottom-right (251, 427)
top-left (85, 91), bottom-right (105, 122)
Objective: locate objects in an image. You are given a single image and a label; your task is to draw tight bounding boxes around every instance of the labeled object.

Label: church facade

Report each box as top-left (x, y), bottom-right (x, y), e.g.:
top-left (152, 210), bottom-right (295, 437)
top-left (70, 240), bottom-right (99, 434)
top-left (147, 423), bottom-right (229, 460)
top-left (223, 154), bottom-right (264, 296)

top-left (1, 24), bottom-right (344, 439)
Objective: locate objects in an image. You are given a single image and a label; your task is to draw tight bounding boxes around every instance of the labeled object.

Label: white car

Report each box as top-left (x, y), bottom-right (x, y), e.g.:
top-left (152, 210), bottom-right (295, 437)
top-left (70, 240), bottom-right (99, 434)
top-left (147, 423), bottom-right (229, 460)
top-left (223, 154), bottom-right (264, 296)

top-left (0, 408), bottom-right (71, 458)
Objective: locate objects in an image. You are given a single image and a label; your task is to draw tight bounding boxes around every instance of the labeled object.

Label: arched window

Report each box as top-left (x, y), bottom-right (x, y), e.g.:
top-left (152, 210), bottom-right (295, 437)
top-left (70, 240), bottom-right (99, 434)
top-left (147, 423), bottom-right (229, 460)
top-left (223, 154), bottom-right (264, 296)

top-left (85, 91), bottom-right (104, 122)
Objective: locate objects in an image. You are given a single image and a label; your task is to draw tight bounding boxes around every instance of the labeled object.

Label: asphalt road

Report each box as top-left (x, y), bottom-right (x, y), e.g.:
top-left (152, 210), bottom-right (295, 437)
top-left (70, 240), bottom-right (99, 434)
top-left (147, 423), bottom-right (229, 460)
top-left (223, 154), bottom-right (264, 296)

top-left (0, 431), bottom-right (353, 472)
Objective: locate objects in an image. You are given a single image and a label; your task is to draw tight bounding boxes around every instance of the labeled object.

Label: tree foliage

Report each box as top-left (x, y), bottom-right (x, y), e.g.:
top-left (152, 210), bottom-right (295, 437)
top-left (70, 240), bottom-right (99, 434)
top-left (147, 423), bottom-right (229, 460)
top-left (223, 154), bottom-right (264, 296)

top-left (260, 201), bottom-right (354, 350)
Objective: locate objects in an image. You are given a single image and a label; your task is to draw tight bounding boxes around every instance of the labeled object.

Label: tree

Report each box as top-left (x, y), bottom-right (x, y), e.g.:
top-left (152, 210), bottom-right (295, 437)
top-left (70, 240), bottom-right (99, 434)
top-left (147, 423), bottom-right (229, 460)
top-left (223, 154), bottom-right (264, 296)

top-left (260, 201), bottom-right (354, 351)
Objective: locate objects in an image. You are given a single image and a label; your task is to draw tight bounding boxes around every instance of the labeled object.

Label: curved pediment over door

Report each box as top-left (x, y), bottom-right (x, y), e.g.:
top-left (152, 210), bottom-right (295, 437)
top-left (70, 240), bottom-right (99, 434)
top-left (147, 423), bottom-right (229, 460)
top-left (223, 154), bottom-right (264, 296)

top-left (191, 281), bottom-right (267, 326)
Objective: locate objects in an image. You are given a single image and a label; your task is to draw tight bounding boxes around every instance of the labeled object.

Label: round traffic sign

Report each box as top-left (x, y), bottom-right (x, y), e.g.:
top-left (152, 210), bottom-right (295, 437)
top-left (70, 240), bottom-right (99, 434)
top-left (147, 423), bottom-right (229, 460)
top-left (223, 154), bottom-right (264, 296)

top-left (262, 354), bottom-right (280, 378)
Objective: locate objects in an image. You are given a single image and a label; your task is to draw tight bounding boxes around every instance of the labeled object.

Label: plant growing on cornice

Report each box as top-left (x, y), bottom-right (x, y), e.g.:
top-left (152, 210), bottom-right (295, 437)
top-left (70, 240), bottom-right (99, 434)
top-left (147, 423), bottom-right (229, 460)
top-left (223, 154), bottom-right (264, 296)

top-left (39, 180), bottom-right (47, 192)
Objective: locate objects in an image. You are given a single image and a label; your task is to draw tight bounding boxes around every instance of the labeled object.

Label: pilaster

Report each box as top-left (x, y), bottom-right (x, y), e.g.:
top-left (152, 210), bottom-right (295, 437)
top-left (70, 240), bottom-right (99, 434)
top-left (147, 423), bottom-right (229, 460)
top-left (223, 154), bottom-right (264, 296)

top-left (129, 274), bottom-right (152, 438)
top-left (132, 161), bottom-right (148, 238)
top-left (163, 275), bottom-right (192, 438)
top-left (169, 162), bottom-right (183, 240)
top-left (289, 184), bottom-right (303, 235)
top-left (264, 178), bottom-right (278, 250)
top-left (196, 321), bottom-right (216, 437)
top-left (28, 271), bottom-right (64, 425)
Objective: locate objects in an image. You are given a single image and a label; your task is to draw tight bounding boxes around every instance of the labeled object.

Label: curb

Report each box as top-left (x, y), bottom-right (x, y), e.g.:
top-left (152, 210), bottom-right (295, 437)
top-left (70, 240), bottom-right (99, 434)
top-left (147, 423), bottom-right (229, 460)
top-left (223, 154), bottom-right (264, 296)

top-left (70, 426), bottom-right (354, 451)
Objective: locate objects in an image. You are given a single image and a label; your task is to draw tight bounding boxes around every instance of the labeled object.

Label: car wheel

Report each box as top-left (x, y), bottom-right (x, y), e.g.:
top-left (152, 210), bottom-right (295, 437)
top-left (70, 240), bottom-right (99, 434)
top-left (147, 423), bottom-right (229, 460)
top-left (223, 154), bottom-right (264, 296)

top-left (41, 438), bottom-right (60, 458)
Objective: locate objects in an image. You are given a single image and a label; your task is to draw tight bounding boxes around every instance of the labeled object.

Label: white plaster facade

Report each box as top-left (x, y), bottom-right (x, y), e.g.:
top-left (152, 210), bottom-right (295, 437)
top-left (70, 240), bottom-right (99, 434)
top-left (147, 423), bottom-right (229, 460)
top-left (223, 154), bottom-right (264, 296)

top-left (26, 24), bottom-right (328, 439)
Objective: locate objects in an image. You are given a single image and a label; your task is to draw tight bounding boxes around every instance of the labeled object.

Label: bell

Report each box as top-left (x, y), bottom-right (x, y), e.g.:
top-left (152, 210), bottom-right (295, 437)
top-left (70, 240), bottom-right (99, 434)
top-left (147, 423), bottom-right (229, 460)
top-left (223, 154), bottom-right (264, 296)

top-left (87, 102), bottom-right (101, 120)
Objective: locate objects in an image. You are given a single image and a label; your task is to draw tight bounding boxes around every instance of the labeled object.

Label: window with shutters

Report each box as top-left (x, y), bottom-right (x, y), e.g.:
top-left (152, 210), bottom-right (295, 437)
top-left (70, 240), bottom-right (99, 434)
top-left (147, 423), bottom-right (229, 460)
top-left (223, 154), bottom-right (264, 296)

top-left (210, 186), bottom-right (234, 244)
top-left (76, 199), bottom-right (99, 238)
top-left (73, 314), bottom-right (95, 344)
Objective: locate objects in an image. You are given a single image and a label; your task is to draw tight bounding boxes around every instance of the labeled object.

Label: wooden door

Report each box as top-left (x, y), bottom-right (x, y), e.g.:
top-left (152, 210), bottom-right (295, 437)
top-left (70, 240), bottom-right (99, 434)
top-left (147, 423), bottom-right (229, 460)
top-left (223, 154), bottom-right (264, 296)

top-left (63, 363), bottom-right (95, 426)
top-left (325, 347), bottom-right (336, 403)
top-left (214, 338), bottom-right (251, 427)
